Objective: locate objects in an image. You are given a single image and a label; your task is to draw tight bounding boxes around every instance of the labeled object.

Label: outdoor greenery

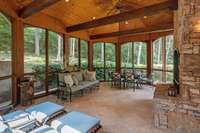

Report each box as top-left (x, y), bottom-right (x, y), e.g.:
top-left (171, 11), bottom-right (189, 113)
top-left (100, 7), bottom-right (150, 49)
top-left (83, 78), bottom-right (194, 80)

top-left (92, 42), bottom-right (116, 80)
top-left (153, 36), bottom-right (174, 83)
top-left (0, 13), bottom-right (12, 105)
top-left (121, 42), bottom-right (147, 68)
top-left (24, 27), bottom-right (64, 93)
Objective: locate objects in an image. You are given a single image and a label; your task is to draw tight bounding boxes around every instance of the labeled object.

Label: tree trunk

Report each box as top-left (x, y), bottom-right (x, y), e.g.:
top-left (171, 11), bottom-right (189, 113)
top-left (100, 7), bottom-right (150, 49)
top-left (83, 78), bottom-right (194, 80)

top-left (126, 44), bottom-right (130, 64)
top-left (56, 35), bottom-right (62, 61)
top-left (101, 44), bottom-right (104, 62)
top-left (157, 39), bottom-right (161, 64)
top-left (35, 30), bottom-right (40, 56)
top-left (72, 38), bottom-right (75, 57)
top-left (137, 44), bottom-right (142, 65)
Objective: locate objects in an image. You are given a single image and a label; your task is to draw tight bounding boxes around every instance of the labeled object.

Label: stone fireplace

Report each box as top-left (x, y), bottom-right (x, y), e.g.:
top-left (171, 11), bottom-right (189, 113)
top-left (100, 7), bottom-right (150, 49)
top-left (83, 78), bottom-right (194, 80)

top-left (154, 0), bottom-right (200, 132)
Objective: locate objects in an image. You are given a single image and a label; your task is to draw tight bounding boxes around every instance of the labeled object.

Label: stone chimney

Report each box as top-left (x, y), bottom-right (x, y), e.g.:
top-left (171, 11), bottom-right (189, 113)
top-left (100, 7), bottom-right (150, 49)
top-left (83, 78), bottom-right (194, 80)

top-left (176, 0), bottom-right (200, 101)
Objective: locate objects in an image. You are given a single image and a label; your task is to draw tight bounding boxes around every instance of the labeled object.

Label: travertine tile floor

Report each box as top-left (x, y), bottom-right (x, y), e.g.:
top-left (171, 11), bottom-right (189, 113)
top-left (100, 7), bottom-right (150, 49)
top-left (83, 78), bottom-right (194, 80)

top-left (25, 83), bottom-right (172, 133)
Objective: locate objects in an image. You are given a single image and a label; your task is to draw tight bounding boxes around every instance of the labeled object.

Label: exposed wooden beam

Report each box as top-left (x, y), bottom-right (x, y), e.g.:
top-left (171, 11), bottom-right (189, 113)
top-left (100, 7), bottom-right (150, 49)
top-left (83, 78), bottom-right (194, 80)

top-left (66, 0), bottom-right (177, 32)
top-left (19, 0), bottom-right (61, 18)
top-left (90, 24), bottom-right (173, 40)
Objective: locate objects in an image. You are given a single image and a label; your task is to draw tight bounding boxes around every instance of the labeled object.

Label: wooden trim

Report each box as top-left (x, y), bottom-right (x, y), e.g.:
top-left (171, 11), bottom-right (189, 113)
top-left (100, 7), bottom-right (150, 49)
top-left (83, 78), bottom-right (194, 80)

top-left (147, 39), bottom-right (153, 77)
top-left (66, 0), bottom-right (177, 32)
top-left (19, 0), bottom-right (62, 18)
top-left (103, 42), bottom-right (106, 81)
top-left (45, 29), bottom-right (49, 94)
top-left (88, 41), bottom-right (93, 71)
top-left (90, 24), bottom-right (173, 40)
top-left (78, 38), bottom-right (81, 68)
top-left (12, 18), bottom-right (24, 105)
top-left (115, 43), bottom-right (121, 73)
top-left (0, 75), bottom-right (13, 80)
top-left (118, 31), bottom-right (173, 44)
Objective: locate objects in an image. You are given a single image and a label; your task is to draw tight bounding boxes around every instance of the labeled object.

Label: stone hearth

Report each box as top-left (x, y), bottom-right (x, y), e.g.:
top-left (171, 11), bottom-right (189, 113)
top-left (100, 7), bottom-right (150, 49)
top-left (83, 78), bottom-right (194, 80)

top-left (154, 88), bottom-right (200, 133)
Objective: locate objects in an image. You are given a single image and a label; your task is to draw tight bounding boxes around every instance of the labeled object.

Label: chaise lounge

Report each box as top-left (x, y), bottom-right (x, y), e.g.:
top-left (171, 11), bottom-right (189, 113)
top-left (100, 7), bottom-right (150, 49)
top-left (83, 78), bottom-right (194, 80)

top-left (0, 102), bottom-right (101, 133)
top-left (0, 102), bottom-right (65, 131)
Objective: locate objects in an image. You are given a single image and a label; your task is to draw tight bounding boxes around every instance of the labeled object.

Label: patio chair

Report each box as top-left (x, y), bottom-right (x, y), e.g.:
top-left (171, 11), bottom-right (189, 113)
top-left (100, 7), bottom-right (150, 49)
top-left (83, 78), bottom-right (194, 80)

top-left (111, 72), bottom-right (121, 88)
top-left (7, 111), bottom-right (101, 133)
top-left (140, 73), bottom-right (153, 85)
top-left (124, 72), bottom-right (135, 91)
top-left (0, 102), bottom-right (65, 132)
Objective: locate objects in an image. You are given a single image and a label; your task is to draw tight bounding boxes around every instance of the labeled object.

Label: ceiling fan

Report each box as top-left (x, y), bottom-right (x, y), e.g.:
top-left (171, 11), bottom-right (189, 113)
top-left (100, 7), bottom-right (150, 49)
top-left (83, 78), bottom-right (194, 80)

top-left (106, 0), bottom-right (141, 16)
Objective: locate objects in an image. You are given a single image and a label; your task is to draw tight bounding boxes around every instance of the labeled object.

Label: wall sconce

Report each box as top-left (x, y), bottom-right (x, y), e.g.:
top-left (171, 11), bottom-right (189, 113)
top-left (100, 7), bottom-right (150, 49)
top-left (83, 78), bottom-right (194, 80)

top-left (194, 20), bottom-right (200, 32)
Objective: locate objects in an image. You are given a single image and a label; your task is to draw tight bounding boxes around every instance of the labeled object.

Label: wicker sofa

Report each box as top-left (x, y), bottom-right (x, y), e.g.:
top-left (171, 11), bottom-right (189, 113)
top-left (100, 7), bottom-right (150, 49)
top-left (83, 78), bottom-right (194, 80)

top-left (57, 70), bottom-right (100, 102)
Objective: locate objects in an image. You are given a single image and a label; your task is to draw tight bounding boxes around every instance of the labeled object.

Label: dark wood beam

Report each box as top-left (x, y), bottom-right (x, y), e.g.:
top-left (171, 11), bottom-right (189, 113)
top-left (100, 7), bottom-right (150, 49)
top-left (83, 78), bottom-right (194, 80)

top-left (66, 0), bottom-right (177, 32)
top-left (90, 24), bottom-right (173, 40)
top-left (19, 0), bottom-right (61, 18)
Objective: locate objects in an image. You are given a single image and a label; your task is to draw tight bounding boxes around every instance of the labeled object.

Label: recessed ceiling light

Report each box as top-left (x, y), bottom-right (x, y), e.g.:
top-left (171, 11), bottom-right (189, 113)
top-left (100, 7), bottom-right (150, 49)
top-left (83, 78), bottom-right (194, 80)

top-left (65, 0), bottom-right (70, 2)
top-left (144, 16), bottom-right (147, 19)
top-left (92, 17), bottom-right (96, 20)
top-left (125, 21), bottom-right (129, 24)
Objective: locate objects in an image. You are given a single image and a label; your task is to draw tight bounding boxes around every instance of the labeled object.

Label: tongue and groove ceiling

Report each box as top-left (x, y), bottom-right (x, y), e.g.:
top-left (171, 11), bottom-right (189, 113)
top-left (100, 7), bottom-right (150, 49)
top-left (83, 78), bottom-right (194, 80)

top-left (8, 0), bottom-right (173, 38)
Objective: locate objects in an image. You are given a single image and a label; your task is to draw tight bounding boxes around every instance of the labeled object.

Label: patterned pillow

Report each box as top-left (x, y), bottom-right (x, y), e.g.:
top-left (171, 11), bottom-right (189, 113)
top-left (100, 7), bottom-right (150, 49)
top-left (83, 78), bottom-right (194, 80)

top-left (72, 75), bottom-right (79, 86)
top-left (82, 70), bottom-right (88, 80)
top-left (85, 71), bottom-right (96, 81)
top-left (73, 72), bottom-right (83, 82)
top-left (64, 74), bottom-right (74, 87)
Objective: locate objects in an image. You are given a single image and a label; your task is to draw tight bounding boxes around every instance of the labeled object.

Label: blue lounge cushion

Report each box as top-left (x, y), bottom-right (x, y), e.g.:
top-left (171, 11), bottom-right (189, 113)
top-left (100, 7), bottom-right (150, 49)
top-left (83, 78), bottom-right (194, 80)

top-left (30, 125), bottom-right (59, 133)
top-left (25, 102), bottom-right (64, 123)
top-left (1, 110), bottom-right (34, 129)
top-left (2, 110), bottom-right (29, 122)
top-left (51, 111), bottom-right (100, 133)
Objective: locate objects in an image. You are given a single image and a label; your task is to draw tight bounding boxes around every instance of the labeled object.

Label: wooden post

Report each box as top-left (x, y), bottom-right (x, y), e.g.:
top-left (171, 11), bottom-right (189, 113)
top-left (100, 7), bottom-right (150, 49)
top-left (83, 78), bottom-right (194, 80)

top-left (78, 38), bottom-right (81, 68)
top-left (115, 43), bottom-right (121, 73)
top-left (45, 29), bottom-right (49, 94)
top-left (88, 41), bottom-right (93, 71)
top-left (147, 39), bottom-right (153, 77)
top-left (12, 18), bottom-right (24, 104)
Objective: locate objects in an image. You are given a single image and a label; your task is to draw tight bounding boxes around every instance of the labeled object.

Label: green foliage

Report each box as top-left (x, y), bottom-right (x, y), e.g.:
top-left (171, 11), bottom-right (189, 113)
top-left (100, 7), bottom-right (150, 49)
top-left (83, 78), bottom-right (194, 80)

top-left (32, 64), bottom-right (62, 73)
top-left (0, 13), bottom-right (11, 57)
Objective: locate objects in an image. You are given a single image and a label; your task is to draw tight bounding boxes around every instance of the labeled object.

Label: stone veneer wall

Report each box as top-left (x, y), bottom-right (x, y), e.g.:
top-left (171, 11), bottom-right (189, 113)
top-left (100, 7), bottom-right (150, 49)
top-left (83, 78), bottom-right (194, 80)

top-left (177, 0), bottom-right (200, 99)
top-left (154, 95), bottom-right (200, 133)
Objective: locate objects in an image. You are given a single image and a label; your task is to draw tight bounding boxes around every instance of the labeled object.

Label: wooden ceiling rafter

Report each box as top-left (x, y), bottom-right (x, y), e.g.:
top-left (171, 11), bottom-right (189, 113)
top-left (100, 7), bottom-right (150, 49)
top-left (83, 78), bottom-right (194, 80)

top-left (66, 0), bottom-right (177, 32)
top-left (90, 23), bottom-right (173, 40)
top-left (19, 0), bottom-right (62, 18)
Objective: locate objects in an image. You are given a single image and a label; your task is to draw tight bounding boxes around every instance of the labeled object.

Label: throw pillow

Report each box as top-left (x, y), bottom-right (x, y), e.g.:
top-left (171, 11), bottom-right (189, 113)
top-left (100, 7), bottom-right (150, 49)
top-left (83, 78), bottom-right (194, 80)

top-left (73, 72), bottom-right (83, 82)
top-left (85, 71), bottom-right (96, 81)
top-left (82, 70), bottom-right (88, 80)
top-left (72, 75), bottom-right (79, 86)
top-left (64, 74), bottom-right (74, 87)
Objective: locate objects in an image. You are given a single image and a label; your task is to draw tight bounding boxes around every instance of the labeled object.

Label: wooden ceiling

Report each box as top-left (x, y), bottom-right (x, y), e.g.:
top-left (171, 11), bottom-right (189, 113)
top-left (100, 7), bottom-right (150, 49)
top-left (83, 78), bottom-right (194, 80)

top-left (8, 0), bottom-right (174, 40)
